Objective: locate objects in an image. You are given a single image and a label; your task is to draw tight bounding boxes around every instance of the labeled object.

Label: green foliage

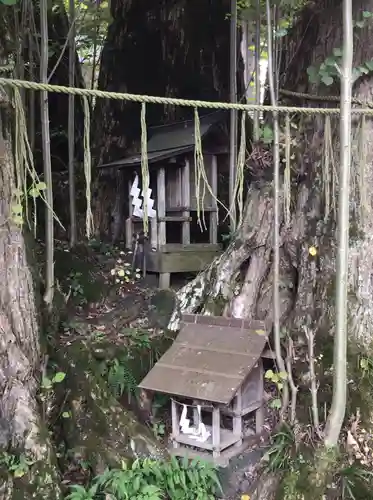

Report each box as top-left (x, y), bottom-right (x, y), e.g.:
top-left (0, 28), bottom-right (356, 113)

top-left (265, 369), bottom-right (288, 410)
top-left (99, 355), bottom-right (138, 398)
top-left (67, 484), bottom-right (99, 500)
top-left (151, 421), bottom-right (166, 439)
top-left (63, 0), bottom-right (111, 64)
top-left (263, 423), bottom-right (296, 472)
top-left (262, 426), bottom-right (373, 500)
top-left (237, 0), bottom-right (308, 28)
top-left (54, 246), bottom-right (108, 306)
top-left (11, 182), bottom-right (47, 226)
top-left (66, 457), bottom-right (222, 500)
top-left (338, 464), bottom-right (373, 500)
top-left (66, 271), bottom-right (87, 304)
top-left (88, 238), bottom-right (118, 256)
top-left (346, 341), bottom-right (373, 423)
top-left (0, 452), bottom-right (35, 479)
top-left (40, 370), bottom-right (66, 391)
top-left (258, 124), bottom-right (274, 144)
top-left (99, 329), bottom-right (154, 398)
top-left (307, 12), bottom-right (373, 87)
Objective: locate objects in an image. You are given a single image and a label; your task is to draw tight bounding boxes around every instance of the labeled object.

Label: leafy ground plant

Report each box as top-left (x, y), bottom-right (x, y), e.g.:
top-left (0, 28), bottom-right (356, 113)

top-left (0, 452), bottom-right (35, 479)
top-left (262, 422), bottom-right (373, 500)
top-left (99, 355), bottom-right (138, 398)
top-left (66, 457), bottom-right (222, 500)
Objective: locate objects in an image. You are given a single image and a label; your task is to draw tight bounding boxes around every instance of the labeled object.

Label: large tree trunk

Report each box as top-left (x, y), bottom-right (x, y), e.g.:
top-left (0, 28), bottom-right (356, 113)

top-left (92, 0), bottom-right (244, 239)
top-left (171, 1), bottom-right (373, 495)
top-left (0, 99), bottom-right (167, 498)
top-left (173, 0), bottom-right (373, 385)
top-left (0, 91), bottom-right (62, 499)
top-left (0, 8), bottom-right (167, 493)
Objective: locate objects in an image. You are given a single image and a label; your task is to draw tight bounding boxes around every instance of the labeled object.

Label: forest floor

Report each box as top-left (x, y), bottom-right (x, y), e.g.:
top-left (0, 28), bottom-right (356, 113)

top-left (51, 239), bottom-right (276, 499)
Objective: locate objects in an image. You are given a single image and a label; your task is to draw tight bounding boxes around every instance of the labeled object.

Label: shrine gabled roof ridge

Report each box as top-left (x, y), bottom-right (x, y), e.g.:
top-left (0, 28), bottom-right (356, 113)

top-left (98, 110), bottom-right (228, 169)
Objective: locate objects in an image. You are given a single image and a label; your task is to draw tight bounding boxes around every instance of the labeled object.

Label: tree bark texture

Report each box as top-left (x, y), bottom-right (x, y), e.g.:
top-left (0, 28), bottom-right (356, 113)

top-left (0, 93), bottom-right (62, 499)
top-left (92, 0), bottom-right (244, 239)
top-left (279, 0), bottom-right (373, 351)
top-left (172, 0), bottom-right (373, 424)
top-left (0, 108), bottom-right (167, 497)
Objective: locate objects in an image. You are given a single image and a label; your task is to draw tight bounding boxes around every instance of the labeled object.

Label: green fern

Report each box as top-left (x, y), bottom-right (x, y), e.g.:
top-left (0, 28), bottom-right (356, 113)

top-left (100, 356), bottom-right (139, 398)
top-left (65, 483), bottom-right (98, 500)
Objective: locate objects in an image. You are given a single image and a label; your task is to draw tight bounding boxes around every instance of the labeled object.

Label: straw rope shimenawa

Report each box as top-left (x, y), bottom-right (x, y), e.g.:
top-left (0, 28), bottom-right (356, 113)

top-left (2, 77), bottom-right (373, 114)
top-left (279, 88), bottom-right (373, 107)
top-left (2, 76), bottom-right (371, 238)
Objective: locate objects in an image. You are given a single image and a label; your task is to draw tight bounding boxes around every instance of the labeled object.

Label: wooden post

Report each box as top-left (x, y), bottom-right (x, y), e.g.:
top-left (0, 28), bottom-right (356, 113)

top-left (150, 217), bottom-right (158, 250)
top-left (193, 405), bottom-right (199, 429)
top-left (209, 155), bottom-right (218, 245)
top-left (176, 166), bottom-right (183, 208)
top-left (149, 170), bottom-right (158, 250)
top-left (212, 406), bottom-right (221, 458)
top-left (233, 389), bottom-right (243, 446)
top-left (157, 167), bottom-right (169, 288)
top-left (125, 178), bottom-right (133, 250)
top-left (171, 399), bottom-right (180, 449)
top-left (182, 158), bottom-right (191, 244)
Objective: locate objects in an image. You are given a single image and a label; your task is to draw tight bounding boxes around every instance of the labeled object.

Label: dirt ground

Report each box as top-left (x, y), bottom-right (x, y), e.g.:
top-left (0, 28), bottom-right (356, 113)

top-left (53, 239), bottom-right (276, 498)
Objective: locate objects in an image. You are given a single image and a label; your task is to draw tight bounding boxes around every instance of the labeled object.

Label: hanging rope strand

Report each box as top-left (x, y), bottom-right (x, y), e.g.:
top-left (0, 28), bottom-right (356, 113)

top-left (233, 110), bottom-right (246, 227)
top-left (194, 108), bottom-right (205, 230)
top-left (323, 116), bottom-right (331, 222)
top-left (284, 113), bottom-right (291, 226)
top-left (140, 102), bottom-right (150, 235)
top-left (358, 114), bottom-right (368, 225)
top-left (83, 96), bottom-right (93, 239)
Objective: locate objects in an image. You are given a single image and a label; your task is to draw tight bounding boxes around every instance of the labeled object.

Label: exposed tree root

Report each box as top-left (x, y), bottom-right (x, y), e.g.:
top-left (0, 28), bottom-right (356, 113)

top-left (169, 184), bottom-right (297, 330)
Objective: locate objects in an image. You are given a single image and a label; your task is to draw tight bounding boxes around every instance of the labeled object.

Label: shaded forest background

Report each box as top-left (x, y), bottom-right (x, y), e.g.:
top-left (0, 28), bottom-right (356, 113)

top-left (1, 0), bottom-right (373, 500)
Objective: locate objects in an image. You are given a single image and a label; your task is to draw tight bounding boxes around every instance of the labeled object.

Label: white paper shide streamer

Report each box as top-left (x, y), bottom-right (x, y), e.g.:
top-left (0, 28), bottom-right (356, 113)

top-left (179, 404), bottom-right (210, 443)
top-left (130, 174), bottom-right (156, 219)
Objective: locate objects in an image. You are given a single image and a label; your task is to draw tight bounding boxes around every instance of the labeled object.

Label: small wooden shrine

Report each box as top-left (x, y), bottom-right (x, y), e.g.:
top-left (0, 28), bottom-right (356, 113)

top-left (138, 314), bottom-right (269, 466)
top-left (99, 111), bottom-right (229, 288)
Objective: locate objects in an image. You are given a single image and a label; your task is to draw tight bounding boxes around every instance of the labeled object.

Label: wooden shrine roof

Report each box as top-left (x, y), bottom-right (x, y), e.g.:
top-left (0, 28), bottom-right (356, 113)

top-left (138, 314), bottom-right (268, 405)
top-left (99, 110), bottom-right (227, 169)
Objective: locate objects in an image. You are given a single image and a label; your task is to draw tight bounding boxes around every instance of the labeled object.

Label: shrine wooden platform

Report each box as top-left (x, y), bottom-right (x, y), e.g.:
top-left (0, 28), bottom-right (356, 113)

top-left (146, 243), bottom-right (221, 288)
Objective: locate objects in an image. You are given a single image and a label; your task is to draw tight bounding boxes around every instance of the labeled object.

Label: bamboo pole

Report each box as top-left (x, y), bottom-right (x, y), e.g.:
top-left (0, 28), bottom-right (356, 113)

top-left (40, 0), bottom-right (54, 308)
top-left (266, 0), bottom-right (289, 416)
top-left (229, 0), bottom-right (238, 230)
top-left (68, 0), bottom-right (77, 246)
top-left (324, 0), bottom-right (353, 447)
